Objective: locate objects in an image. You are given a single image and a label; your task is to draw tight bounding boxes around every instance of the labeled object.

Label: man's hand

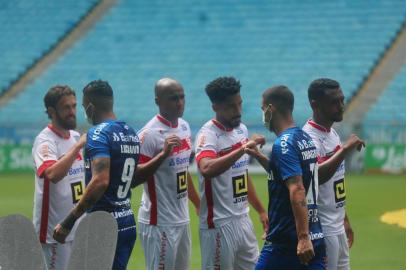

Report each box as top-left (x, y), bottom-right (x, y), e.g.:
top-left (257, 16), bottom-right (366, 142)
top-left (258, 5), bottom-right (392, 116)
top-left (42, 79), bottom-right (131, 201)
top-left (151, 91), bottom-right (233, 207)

top-left (251, 134), bottom-right (266, 148)
top-left (344, 218), bottom-right (354, 248)
top-left (76, 133), bottom-right (87, 148)
top-left (162, 135), bottom-right (182, 157)
top-left (53, 224), bottom-right (71, 244)
top-left (297, 235), bottom-right (315, 265)
top-left (259, 210), bottom-right (269, 237)
top-left (343, 134), bottom-right (365, 153)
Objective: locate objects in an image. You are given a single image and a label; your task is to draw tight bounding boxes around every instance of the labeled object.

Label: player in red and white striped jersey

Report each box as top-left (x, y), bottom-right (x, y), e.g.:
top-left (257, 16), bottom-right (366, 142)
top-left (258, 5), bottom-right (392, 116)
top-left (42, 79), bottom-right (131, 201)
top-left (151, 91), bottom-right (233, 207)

top-left (32, 85), bottom-right (85, 270)
top-left (303, 78), bottom-right (364, 270)
top-left (137, 78), bottom-right (200, 270)
top-left (196, 77), bottom-right (268, 270)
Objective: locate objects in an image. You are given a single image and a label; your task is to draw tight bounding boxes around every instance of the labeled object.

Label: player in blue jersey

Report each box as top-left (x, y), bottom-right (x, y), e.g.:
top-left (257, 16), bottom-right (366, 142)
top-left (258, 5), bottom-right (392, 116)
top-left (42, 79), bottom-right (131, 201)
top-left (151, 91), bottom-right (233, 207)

top-left (249, 85), bottom-right (326, 270)
top-left (53, 80), bottom-right (181, 269)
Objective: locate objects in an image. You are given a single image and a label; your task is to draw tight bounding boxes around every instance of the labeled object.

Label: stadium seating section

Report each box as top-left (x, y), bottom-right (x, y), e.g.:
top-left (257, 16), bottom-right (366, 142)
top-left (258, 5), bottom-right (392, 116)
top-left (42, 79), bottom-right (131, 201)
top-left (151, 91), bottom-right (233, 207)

top-left (0, 0), bottom-right (98, 92)
top-left (365, 61), bottom-right (406, 124)
top-left (0, 0), bottom-right (405, 136)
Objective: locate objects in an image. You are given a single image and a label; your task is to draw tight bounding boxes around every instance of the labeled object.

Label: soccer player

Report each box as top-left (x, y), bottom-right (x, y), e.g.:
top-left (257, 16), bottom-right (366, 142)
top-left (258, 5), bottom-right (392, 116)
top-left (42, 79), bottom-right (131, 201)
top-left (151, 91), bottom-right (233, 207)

top-left (253, 85), bottom-right (325, 270)
top-left (137, 78), bottom-right (200, 270)
top-left (53, 80), bottom-right (180, 269)
top-left (32, 85), bottom-right (85, 270)
top-left (195, 76), bottom-right (268, 270)
top-left (303, 78), bottom-right (364, 270)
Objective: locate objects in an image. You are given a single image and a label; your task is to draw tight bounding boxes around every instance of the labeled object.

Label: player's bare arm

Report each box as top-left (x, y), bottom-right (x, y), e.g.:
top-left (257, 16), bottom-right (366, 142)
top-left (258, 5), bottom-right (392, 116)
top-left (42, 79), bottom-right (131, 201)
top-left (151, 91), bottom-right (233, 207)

top-left (199, 139), bottom-right (259, 178)
top-left (187, 172), bottom-right (200, 215)
top-left (131, 134), bottom-right (181, 187)
top-left (286, 175), bottom-right (315, 266)
top-left (247, 175), bottom-right (268, 233)
top-left (344, 213), bottom-right (354, 248)
top-left (53, 157), bottom-right (110, 243)
top-left (43, 134), bottom-right (86, 183)
top-left (318, 134), bottom-right (365, 184)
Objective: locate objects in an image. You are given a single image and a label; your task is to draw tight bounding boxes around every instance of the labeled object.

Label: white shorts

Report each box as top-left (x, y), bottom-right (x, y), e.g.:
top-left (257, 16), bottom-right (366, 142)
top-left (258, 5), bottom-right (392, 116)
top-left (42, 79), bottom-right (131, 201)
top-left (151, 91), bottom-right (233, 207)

top-left (139, 222), bottom-right (191, 270)
top-left (41, 241), bottom-right (72, 270)
top-left (324, 233), bottom-right (350, 270)
top-left (200, 214), bottom-right (259, 270)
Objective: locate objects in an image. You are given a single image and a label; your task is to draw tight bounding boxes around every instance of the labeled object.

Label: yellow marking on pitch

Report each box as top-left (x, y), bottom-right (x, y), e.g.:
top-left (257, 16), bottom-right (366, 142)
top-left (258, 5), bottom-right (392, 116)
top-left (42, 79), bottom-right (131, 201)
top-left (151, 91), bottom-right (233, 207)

top-left (380, 209), bottom-right (406, 229)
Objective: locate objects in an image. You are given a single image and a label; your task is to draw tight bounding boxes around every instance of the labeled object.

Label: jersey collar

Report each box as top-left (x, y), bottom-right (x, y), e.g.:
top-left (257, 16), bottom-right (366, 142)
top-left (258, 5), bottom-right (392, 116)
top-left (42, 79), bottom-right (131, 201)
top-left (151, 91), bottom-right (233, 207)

top-left (47, 124), bottom-right (70, 139)
top-left (212, 119), bottom-right (233, 132)
top-left (156, 114), bottom-right (178, 128)
top-left (307, 119), bottom-right (331, 133)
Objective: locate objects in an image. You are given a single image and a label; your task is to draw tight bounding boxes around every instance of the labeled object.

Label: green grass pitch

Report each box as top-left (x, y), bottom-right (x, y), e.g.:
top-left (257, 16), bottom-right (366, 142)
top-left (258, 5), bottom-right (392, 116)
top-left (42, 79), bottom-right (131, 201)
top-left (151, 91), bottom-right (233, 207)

top-left (1, 172), bottom-right (405, 269)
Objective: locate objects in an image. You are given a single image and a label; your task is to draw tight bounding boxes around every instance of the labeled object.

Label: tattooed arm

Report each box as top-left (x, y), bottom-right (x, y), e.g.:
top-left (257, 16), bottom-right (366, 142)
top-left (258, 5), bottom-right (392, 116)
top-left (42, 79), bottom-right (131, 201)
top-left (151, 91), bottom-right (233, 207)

top-left (53, 157), bottom-right (110, 243)
top-left (286, 175), bottom-right (315, 265)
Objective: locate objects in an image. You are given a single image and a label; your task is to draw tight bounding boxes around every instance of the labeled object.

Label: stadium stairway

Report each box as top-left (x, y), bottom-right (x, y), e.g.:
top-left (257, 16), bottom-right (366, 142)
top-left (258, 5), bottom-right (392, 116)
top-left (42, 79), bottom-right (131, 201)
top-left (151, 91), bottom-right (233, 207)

top-left (343, 20), bottom-right (406, 135)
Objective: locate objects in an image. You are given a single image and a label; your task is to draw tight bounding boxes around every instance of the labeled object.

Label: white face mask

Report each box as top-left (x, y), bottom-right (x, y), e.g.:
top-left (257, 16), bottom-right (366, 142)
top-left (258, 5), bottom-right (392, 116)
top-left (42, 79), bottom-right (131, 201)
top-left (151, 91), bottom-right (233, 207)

top-left (84, 103), bottom-right (93, 125)
top-left (262, 105), bottom-right (272, 130)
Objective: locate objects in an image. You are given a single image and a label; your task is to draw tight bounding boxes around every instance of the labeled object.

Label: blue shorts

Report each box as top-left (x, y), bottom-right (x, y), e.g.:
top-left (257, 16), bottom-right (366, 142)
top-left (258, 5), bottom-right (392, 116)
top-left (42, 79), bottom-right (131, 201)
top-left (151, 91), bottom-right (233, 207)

top-left (112, 212), bottom-right (137, 270)
top-left (255, 243), bottom-right (326, 270)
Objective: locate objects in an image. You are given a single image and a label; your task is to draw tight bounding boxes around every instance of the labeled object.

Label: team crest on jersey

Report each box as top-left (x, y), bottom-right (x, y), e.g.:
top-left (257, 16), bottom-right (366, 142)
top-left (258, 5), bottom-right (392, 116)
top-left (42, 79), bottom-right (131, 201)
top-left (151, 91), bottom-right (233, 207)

top-left (181, 124), bottom-right (187, 131)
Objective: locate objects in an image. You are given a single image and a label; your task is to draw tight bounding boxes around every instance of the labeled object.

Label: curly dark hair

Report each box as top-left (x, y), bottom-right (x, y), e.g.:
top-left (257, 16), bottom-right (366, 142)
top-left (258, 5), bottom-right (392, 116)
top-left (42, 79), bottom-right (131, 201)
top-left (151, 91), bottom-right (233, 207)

top-left (308, 78), bottom-right (340, 102)
top-left (44, 85), bottom-right (75, 118)
top-left (205, 76), bottom-right (241, 104)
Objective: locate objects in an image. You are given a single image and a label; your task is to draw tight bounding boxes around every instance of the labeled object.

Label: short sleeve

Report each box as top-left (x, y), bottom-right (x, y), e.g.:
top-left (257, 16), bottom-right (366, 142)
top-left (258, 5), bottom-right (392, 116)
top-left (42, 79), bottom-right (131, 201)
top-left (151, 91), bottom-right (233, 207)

top-left (138, 128), bottom-right (156, 164)
top-left (194, 128), bottom-right (218, 165)
top-left (87, 129), bottom-right (110, 159)
top-left (274, 138), bottom-right (302, 181)
top-left (33, 137), bottom-right (58, 177)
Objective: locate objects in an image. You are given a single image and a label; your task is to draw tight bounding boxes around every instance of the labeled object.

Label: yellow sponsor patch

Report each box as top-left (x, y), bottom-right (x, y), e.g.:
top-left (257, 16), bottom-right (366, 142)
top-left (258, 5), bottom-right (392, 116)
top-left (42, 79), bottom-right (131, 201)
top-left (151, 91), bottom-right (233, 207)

top-left (380, 209), bottom-right (406, 229)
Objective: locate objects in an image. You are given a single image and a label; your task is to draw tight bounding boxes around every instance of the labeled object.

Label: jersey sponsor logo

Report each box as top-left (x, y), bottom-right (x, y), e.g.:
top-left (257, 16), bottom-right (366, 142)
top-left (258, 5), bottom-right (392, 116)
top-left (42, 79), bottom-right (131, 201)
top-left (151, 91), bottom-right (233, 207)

top-left (232, 172), bottom-right (248, 203)
top-left (111, 208), bottom-right (133, 219)
top-left (297, 139), bottom-right (316, 150)
top-left (177, 171), bottom-right (188, 199)
top-left (280, 134), bottom-right (290, 154)
top-left (334, 178), bottom-right (346, 208)
top-left (92, 122), bottom-right (109, 141)
top-left (309, 231), bottom-right (324, 241)
top-left (70, 181), bottom-right (84, 203)
top-left (68, 166), bottom-right (85, 176)
top-left (232, 157), bottom-right (249, 169)
top-left (168, 156), bottom-right (190, 167)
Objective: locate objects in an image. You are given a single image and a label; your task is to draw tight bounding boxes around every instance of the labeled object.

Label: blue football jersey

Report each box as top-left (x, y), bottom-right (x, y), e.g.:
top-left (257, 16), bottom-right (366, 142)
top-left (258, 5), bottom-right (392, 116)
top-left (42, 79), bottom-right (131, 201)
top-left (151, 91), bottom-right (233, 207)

top-left (266, 127), bottom-right (324, 251)
top-left (85, 119), bottom-right (140, 212)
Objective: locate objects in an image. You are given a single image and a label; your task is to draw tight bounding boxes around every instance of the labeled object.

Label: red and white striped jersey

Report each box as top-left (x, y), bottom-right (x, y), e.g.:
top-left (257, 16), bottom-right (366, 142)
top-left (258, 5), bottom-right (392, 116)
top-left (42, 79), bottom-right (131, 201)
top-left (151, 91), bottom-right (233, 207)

top-left (137, 115), bottom-right (192, 226)
top-left (32, 125), bottom-right (85, 243)
top-left (195, 120), bottom-right (250, 229)
top-left (303, 119), bottom-right (346, 236)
